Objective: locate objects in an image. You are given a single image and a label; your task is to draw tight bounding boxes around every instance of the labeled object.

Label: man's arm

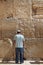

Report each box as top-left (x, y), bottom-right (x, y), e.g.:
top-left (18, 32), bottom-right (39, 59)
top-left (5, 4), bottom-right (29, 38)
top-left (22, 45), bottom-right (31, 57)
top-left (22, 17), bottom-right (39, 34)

top-left (23, 36), bottom-right (25, 47)
top-left (23, 41), bottom-right (25, 47)
top-left (13, 40), bottom-right (16, 46)
top-left (13, 35), bottom-right (16, 46)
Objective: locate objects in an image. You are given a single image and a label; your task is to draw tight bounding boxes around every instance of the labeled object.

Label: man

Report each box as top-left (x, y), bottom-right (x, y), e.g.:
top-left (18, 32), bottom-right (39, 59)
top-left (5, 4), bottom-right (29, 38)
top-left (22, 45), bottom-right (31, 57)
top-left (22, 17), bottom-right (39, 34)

top-left (13, 30), bottom-right (25, 64)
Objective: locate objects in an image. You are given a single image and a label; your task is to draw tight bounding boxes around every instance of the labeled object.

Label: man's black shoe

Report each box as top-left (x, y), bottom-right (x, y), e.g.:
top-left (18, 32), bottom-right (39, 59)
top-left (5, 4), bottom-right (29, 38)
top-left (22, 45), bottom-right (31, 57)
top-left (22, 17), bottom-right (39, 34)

top-left (15, 62), bottom-right (19, 64)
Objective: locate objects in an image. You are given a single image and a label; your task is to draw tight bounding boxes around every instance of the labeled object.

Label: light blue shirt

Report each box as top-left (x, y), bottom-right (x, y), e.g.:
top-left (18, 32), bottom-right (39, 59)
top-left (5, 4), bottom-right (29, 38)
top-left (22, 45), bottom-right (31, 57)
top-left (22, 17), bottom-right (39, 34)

top-left (14, 34), bottom-right (25, 48)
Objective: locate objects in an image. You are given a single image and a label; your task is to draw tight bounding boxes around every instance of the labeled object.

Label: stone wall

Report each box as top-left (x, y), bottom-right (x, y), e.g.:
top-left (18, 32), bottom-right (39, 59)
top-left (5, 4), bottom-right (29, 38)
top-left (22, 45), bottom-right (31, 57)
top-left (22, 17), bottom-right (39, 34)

top-left (0, 0), bottom-right (43, 60)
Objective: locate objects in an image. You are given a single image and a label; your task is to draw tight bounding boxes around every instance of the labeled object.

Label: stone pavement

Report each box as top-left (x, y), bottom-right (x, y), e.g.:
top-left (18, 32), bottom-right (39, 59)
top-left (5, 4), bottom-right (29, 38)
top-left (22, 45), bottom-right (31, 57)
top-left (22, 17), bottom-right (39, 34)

top-left (0, 61), bottom-right (43, 65)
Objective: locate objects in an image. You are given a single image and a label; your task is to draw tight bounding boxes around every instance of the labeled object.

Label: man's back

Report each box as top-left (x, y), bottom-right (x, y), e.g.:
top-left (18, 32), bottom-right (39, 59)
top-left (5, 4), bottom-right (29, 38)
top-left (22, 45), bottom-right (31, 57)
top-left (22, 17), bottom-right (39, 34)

top-left (14, 34), bottom-right (25, 48)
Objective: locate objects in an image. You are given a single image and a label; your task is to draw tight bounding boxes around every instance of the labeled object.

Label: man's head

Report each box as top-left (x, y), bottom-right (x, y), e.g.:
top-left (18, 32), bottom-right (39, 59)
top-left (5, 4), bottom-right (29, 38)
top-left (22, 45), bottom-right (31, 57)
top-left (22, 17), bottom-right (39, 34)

top-left (17, 30), bottom-right (21, 34)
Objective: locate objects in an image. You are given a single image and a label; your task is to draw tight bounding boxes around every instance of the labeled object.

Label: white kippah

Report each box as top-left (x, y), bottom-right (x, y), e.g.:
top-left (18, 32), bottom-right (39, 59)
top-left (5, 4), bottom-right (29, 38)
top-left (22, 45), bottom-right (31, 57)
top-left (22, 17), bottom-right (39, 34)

top-left (17, 30), bottom-right (21, 33)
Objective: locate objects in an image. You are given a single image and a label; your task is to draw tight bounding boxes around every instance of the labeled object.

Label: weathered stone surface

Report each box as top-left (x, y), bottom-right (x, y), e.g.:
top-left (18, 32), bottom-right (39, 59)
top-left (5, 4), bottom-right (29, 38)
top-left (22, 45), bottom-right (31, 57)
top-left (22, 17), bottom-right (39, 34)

top-left (0, 0), bottom-right (43, 60)
top-left (32, 0), bottom-right (43, 16)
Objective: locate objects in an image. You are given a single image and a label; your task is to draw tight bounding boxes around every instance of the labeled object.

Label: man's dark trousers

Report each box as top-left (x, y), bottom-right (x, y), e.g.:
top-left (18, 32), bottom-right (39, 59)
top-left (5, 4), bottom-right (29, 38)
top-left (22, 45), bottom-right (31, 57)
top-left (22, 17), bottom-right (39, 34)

top-left (15, 48), bottom-right (24, 63)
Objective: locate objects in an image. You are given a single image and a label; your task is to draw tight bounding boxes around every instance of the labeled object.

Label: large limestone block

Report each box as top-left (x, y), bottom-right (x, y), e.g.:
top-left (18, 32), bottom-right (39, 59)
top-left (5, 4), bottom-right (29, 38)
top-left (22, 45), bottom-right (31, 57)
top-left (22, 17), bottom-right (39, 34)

top-left (0, 0), bottom-right (13, 19)
top-left (32, 0), bottom-right (43, 16)
top-left (0, 38), bottom-right (16, 61)
top-left (14, 0), bottom-right (30, 19)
